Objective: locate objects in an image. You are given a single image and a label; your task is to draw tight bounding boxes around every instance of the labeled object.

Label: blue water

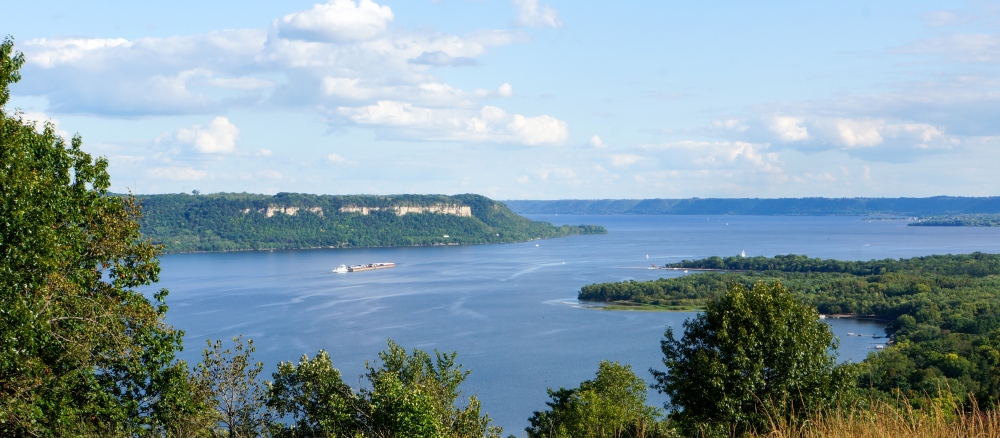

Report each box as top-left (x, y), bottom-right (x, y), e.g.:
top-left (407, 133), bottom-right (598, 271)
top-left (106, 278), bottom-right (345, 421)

top-left (150, 215), bottom-right (1000, 433)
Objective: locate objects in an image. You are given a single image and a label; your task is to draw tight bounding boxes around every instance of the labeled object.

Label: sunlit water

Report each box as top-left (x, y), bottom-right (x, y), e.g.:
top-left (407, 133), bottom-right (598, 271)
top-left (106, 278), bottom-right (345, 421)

top-left (148, 215), bottom-right (1000, 432)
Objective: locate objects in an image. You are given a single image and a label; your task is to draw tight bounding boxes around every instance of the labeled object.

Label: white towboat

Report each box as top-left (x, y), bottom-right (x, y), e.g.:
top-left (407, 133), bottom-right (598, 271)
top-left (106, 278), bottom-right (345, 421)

top-left (333, 264), bottom-right (348, 273)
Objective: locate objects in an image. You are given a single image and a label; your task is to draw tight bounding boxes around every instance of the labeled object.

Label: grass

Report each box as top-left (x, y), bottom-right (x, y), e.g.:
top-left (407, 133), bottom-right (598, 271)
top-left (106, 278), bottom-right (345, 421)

top-left (758, 397), bottom-right (1000, 438)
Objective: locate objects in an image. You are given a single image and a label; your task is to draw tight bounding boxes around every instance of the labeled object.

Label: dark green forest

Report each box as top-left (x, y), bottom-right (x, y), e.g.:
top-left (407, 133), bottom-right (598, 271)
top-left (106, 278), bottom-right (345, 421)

top-left (135, 192), bottom-right (606, 253)
top-left (580, 252), bottom-right (1000, 409)
top-left (911, 214), bottom-right (1000, 227)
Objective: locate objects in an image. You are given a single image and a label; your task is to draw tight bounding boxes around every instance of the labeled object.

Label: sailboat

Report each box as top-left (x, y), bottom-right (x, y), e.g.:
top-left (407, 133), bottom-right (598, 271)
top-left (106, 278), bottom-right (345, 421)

top-left (741, 250), bottom-right (746, 258)
top-left (645, 254), bottom-right (649, 260)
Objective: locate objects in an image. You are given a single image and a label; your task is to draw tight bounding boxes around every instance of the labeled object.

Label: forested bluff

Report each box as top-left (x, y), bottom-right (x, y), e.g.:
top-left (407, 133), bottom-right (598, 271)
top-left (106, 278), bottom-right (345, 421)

top-left (504, 196), bottom-right (1000, 216)
top-left (134, 192), bottom-right (606, 253)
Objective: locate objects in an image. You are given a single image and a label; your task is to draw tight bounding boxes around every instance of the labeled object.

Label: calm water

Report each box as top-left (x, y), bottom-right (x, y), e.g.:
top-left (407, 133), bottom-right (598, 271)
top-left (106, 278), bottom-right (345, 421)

top-left (150, 215), bottom-right (1000, 432)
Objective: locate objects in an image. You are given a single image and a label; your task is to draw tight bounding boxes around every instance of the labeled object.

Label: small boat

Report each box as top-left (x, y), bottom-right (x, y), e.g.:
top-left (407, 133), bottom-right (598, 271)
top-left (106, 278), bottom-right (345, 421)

top-left (645, 254), bottom-right (649, 259)
top-left (333, 264), bottom-right (348, 274)
top-left (535, 244), bottom-right (539, 247)
top-left (741, 250), bottom-right (746, 257)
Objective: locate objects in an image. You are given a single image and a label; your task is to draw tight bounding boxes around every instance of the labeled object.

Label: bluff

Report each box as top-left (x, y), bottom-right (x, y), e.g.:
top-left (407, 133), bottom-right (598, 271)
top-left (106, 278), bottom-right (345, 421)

top-left (135, 192), bottom-right (605, 253)
top-left (503, 196), bottom-right (1000, 216)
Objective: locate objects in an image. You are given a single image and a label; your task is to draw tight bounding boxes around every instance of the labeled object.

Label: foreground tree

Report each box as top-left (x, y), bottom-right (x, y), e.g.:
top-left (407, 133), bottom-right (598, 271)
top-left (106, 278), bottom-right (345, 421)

top-left (0, 36), bottom-right (199, 435)
top-left (526, 361), bottom-right (669, 438)
top-left (268, 340), bottom-right (503, 438)
top-left (651, 281), bottom-right (856, 436)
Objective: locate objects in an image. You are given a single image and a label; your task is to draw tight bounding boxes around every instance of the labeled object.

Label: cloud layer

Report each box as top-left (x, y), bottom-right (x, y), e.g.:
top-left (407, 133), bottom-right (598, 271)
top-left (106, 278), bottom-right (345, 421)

top-left (17, 0), bottom-right (564, 146)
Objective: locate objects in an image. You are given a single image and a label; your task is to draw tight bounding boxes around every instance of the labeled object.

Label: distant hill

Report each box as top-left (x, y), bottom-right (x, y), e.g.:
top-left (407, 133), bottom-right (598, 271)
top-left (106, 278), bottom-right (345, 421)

top-left (135, 193), bottom-right (606, 253)
top-left (503, 197), bottom-right (1000, 216)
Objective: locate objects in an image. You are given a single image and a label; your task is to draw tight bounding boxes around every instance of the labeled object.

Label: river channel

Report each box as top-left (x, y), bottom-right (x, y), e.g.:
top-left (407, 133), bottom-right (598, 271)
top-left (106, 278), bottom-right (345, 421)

top-left (150, 214), bottom-right (1000, 431)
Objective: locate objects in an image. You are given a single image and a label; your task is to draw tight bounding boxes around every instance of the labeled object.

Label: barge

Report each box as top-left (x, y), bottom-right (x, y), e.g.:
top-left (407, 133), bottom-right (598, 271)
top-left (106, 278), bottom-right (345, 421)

top-left (346, 262), bottom-right (396, 272)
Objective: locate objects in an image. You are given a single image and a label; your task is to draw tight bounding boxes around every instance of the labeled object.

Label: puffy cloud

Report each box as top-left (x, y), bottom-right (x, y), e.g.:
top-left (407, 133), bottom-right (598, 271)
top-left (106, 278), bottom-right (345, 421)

top-left (15, 1), bottom-right (549, 148)
top-left (588, 135), bottom-right (607, 148)
top-left (767, 116), bottom-right (809, 142)
top-left (641, 141), bottom-right (782, 174)
top-left (337, 101), bottom-right (568, 145)
top-left (275, 0), bottom-right (394, 43)
top-left (148, 166), bottom-right (208, 180)
top-left (512, 0), bottom-right (563, 28)
top-left (20, 30), bottom-right (266, 115)
top-left (176, 117), bottom-right (240, 154)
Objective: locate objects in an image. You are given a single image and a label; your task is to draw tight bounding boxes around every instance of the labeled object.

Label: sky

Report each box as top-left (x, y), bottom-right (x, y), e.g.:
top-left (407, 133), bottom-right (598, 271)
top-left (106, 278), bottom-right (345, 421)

top-left (3, 0), bottom-right (1000, 199)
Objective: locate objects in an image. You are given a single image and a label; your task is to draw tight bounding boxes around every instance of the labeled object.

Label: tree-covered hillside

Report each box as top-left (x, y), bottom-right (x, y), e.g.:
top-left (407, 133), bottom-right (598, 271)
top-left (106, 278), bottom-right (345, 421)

top-left (504, 196), bottom-right (1000, 216)
top-left (136, 192), bottom-right (606, 253)
top-left (580, 253), bottom-right (1000, 410)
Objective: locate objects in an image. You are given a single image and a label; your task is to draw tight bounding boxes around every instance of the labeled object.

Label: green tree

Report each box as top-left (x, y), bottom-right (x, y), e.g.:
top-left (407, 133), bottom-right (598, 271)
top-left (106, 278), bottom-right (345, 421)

top-left (195, 336), bottom-right (274, 438)
top-left (526, 361), bottom-right (668, 438)
top-left (650, 281), bottom-right (855, 436)
top-left (268, 350), bottom-right (356, 437)
top-left (0, 36), bottom-right (198, 436)
top-left (358, 340), bottom-right (502, 438)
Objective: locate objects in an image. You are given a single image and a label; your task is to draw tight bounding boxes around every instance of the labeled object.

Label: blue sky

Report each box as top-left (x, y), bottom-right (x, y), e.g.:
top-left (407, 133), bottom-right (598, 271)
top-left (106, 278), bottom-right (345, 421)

top-left (4, 0), bottom-right (1000, 199)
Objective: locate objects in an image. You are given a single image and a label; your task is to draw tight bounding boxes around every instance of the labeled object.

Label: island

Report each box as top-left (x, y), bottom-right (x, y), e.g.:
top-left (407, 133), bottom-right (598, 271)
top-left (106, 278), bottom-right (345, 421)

top-left (135, 192), bottom-right (606, 253)
top-left (910, 214), bottom-right (1000, 227)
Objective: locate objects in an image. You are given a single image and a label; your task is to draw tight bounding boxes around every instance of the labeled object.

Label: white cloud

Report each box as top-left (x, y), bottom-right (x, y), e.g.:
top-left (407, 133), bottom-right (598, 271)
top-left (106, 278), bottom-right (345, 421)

top-left (255, 148), bottom-right (273, 156)
top-left (610, 154), bottom-right (642, 167)
top-left (498, 83), bottom-right (513, 97)
top-left (589, 135), bottom-right (607, 148)
top-left (517, 175), bottom-right (530, 183)
top-left (642, 141), bottom-right (782, 175)
top-left (537, 165), bottom-right (576, 180)
top-left (148, 166), bottom-right (208, 180)
top-left (176, 116), bottom-right (240, 154)
top-left (512, 0), bottom-right (563, 28)
top-left (711, 118), bottom-right (748, 132)
top-left (275, 0), bottom-right (394, 43)
top-left (326, 153), bottom-right (347, 163)
top-left (767, 116), bottom-right (809, 142)
top-left (813, 118), bottom-right (884, 148)
top-left (337, 101), bottom-right (568, 145)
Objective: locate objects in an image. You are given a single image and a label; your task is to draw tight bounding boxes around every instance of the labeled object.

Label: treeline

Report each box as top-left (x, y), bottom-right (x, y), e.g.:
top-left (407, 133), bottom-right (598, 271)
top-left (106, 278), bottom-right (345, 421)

top-left (135, 192), bottom-right (606, 253)
top-left (581, 252), bottom-right (1000, 411)
top-left (911, 213), bottom-right (1000, 227)
top-left (504, 196), bottom-right (1000, 216)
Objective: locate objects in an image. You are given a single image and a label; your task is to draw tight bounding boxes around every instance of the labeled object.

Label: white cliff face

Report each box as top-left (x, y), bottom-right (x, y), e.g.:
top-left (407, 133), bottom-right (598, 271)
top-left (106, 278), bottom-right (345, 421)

top-left (338, 204), bottom-right (473, 217)
top-left (242, 206), bottom-right (323, 217)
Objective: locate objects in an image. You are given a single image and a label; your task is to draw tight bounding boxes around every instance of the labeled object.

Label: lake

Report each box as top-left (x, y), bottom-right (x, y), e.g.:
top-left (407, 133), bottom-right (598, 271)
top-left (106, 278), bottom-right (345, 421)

top-left (150, 215), bottom-right (1000, 432)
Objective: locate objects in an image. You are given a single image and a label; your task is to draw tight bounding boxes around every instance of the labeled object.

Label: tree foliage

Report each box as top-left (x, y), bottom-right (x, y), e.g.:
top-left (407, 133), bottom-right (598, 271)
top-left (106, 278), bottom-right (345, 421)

top-left (651, 281), bottom-right (855, 436)
top-left (526, 361), bottom-right (669, 438)
top-left (267, 340), bottom-right (502, 438)
top-left (0, 36), bottom-right (197, 436)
